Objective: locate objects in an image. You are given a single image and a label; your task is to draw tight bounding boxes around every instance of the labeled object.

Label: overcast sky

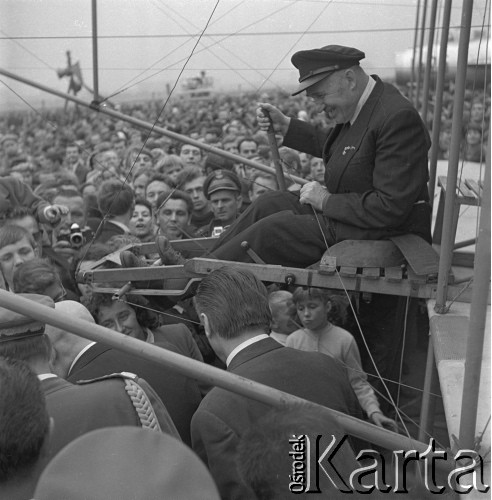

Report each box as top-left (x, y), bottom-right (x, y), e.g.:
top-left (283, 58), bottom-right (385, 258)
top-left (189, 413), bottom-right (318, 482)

top-left (0, 0), bottom-right (489, 110)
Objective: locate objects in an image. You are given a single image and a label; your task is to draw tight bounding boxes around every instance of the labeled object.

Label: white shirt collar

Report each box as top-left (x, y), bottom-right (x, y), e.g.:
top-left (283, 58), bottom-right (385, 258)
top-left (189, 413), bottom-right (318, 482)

top-left (350, 75), bottom-right (376, 125)
top-left (226, 334), bottom-right (269, 367)
top-left (68, 342), bottom-right (96, 376)
top-left (37, 373), bottom-right (58, 381)
top-left (108, 220), bottom-right (130, 233)
top-left (144, 327), bottom-right (155, 344)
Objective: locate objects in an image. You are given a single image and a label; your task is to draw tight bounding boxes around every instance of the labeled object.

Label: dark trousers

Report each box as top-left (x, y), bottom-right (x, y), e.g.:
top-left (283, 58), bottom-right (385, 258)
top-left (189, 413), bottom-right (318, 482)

top-left (210, 190), bottom-right (417, 410)
top-left (210, 190), bottom-right (335, 267)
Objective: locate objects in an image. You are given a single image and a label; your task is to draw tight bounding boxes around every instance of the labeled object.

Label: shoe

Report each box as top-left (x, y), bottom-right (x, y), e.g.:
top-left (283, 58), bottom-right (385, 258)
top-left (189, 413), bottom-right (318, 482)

top-left (119, 250), bottom-right (161, 289)
top-left (155, 235), bottom-right (186, 265)
top-left (119, 250), bottom-right (144, 268)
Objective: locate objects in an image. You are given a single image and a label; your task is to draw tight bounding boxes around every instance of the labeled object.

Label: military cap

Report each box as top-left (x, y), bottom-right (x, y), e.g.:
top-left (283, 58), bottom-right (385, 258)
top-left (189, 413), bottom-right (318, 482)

top-left (34, 426), bottom-right (221, 500)
top-left (203, 169), bottom-right (242, 199)
top-left (291, 45), bottom-right (365, 96)
top-left (0, 294), bottom-right (55, 343)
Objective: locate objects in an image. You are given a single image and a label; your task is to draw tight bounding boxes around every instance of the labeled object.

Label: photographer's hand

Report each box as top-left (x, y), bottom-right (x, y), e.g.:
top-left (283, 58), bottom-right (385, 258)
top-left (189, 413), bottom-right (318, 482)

top-left (44, 204), bottom-right (69, 225)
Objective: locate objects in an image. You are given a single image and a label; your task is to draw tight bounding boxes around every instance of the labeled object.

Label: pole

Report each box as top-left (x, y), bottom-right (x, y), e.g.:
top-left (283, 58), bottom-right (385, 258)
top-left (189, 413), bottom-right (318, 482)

top-left (410, 0), bottom-right (422, 104)
top-left (421, 0), bottom-right (438, 125)
top-left (428, 0), bottom-right (453, 207)
top-left (434, 0), bottom-right (474, 313)
top-left (264, 110), bottom-right (287, 191)
top-left (416, 0), bottom-right (428, 112)
top-left (91, 0), bottom-right (99, 104)
top-left (0, 289), bottom-right (452, 465)
top-left (0, 68), bottom-right (306, 186)
top-left (459, 126), bottom-right (491, 449)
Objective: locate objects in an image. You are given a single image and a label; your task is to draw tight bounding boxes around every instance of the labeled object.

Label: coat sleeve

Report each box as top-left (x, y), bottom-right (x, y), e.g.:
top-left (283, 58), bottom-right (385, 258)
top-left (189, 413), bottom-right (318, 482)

top-left (191, 409), bottom-right (255, 500)
top-left (0, 177), bottom-right (50, 221)
top-left (283, 118), bottom-right (329, 158)
top-left (323, 107), bottom-right (430, 229)
top-left (342, 338), bottom-right (380, 418)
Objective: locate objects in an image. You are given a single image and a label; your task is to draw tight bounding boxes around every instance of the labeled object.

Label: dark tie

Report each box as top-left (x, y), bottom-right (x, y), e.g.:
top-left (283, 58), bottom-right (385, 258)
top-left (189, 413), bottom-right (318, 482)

top-left (327, 122), bottom-right (351, 160)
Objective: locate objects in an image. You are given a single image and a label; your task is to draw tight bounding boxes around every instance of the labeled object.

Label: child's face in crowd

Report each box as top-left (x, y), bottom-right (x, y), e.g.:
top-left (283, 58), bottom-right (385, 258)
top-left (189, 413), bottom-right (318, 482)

top-left (296, 297), bottom-right (330, 331)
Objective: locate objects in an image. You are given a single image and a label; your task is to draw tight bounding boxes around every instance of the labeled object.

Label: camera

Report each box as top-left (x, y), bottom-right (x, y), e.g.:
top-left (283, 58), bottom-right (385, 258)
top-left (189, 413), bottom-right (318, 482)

top-left (57, 223), bottom-right (88, 249)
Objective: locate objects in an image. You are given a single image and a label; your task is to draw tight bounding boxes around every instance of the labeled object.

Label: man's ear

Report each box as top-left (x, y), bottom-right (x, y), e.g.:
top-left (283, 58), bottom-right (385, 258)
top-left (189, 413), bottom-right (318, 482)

top-left (200, 312), bottom-right (212, 339)
top-left (39, 417), bottom-right (55, 462)
top-left (236, 194), bottom-right (243, 211)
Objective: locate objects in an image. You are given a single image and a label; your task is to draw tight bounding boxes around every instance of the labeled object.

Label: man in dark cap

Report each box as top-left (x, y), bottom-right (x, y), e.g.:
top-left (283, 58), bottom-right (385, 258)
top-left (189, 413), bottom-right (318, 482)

top-left (199, 169), bottom-right (243, 237)
top-left (208, 44), bottom-right (431, 403)
top-left (210, 44), bottom-right (431, 265)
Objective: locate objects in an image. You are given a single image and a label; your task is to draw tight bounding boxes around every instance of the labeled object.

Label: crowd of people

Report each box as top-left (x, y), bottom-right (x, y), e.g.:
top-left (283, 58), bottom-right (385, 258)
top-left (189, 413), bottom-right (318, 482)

top-left (0, 43), bottom-right (488, 499)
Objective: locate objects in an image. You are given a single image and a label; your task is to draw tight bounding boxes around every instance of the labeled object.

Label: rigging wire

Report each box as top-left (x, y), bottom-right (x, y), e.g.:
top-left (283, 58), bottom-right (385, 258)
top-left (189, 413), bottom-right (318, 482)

top-left (152, 0), bottom-right (284, 93)
top-left (76, 0), bottom-right (222, 267)
top-left (3, 25), bottom-right (485, 40)
top-left (309, 209), bottom-right (416, 444)
top-left (256, 0), bottom-right (334, 93)
top-left (98, 0), bottom-right (299, 103)
top-left (119, 0), bottom-right (249, 93)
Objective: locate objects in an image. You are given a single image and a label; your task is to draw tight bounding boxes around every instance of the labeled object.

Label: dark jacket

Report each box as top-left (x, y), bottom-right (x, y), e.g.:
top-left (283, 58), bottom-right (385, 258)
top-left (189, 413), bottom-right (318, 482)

top-left (191, 337), bottom-right (362, 500)
top-left (67, 341), bottom-right (203, 446)
top-left (284, 76), bottom-right (432, 243)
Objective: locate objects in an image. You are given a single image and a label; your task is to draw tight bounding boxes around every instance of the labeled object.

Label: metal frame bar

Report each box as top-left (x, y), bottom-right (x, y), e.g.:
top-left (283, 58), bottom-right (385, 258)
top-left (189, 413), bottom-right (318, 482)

top-left (0, 68), bottom-right (306, 186)
top-left (416, 0), bottom-right (429, 112)
top-left (91, 0), bottom-right (99, 103)
top-left (428, 0), bottom-right (453, 207)
top-left (80, 257), bottom-right (480, 303)
top-left (0, 288), bottom-right (454, 471)
top-left (421, 0), bottom-right (439, 124)
top-left (459, 124), bottom-right (491, 449)
top-left (434, 0), bottom-right (474, 312)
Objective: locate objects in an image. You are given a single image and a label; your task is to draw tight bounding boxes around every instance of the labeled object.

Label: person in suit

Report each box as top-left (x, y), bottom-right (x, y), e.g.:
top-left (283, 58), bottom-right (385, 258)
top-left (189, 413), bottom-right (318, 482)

top-left (95, 179), bottom-right (134, 243)
top-left (191, 267), bottom-right (362, 500)
top-left (0, 294), bottom-right (179, 465)
top-left (47, 299), bottom-right (203, 446)
top-left (210, 44), bottom-right (431, 267)
top-left (0, 357), bottom-right (52, 500)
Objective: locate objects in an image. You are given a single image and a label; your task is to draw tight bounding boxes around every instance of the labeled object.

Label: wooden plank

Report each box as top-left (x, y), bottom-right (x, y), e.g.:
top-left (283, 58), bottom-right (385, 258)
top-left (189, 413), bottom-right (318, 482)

top-left (385, 266), bottom-right (403, 282)
top-left (326, 240), bottom-right (404, 268)
top-left (339, 266), bottom-right (358, 277)
top-left (406, 267), bottom-right (428, 284)
top-left (457, 179), bottom-right (477, 200)
top-left (390, 234), bottom-right (440, 276)
top-left (464, 179), bottom-right (482, 199)
top-left (361, 267), bottom-right (381, 280)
